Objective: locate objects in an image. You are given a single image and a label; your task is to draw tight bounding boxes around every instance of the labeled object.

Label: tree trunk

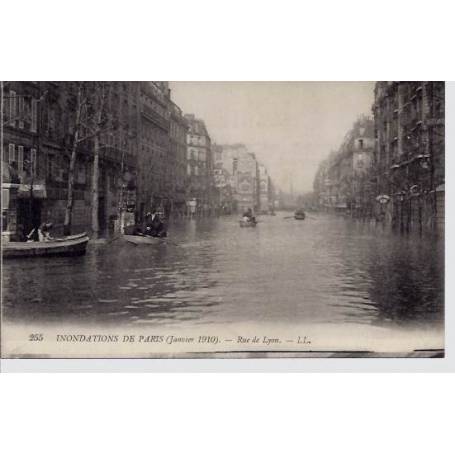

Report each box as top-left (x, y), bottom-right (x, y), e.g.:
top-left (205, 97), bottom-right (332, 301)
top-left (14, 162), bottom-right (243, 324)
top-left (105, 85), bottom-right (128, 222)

top-left (63, 134), bottom-right (79, 235)
top-left (63, 85), bottom-right (82, 236)
top-left (91, 133), bottom-right (100, 239)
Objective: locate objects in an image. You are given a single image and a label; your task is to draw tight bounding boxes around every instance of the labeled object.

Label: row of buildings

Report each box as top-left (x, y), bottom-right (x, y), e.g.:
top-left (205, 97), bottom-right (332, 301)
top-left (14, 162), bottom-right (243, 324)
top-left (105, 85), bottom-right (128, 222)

top-left (313, 81), bottom-right (445, 234)
top-left (1, 81), bottom-right (274, 240)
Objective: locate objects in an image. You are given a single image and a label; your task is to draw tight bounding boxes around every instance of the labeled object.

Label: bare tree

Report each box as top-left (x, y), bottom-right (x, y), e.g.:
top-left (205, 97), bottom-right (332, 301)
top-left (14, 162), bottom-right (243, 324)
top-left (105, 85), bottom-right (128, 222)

top-left (63, 82), bottom-right (84, 235)
top-left (63, 82), bottom-right (114, 237)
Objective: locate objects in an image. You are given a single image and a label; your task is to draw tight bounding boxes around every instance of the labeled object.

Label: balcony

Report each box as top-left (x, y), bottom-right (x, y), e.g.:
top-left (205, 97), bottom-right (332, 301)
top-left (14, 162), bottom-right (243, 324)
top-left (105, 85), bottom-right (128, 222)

top-left (141, 103), bottom-right (170, 132)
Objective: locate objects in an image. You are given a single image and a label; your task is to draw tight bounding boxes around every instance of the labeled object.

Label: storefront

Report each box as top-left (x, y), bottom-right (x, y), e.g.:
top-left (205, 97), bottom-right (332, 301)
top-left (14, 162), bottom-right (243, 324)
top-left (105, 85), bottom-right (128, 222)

top-left (2, 164), bottom-right (47, 241)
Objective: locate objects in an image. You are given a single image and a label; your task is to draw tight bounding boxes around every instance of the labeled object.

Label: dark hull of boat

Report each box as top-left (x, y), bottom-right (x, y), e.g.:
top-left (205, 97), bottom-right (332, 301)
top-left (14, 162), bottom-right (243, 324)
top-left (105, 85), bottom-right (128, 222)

top-left (123, 234), bottom-right (165, 245)
top-left (239, 220), bottom-right (257, 228)
top-left (294, 215), bottom-right (306, 220)
top-left (2, 233), bottom-right (89, 259)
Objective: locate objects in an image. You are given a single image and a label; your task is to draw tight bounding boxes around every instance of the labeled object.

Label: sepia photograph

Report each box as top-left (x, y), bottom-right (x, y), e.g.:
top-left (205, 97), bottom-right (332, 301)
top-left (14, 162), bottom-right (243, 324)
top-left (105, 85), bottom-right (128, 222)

top-left (0, 81), bottom-right (445, 359)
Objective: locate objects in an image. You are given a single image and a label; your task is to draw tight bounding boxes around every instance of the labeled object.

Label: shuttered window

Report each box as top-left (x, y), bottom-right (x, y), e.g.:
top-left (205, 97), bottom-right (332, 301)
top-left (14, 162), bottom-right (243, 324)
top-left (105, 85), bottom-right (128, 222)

top-left (18, 96), bottom-right (24, 129)
top-left (31, 99), bottom-right (38, 132)
top-left (8, 144), bottom-right (15, 163)
top-left (31, 148), bottom-right (37, 176)
top-left (9, 91), bottom-right (16, 126)
top-left (17, 146), bottom-right (24, 173)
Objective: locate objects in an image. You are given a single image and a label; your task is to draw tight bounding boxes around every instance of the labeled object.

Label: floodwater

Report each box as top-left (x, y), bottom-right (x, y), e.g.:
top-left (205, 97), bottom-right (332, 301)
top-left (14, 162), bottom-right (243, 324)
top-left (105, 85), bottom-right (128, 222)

top-left (2, 213), bottom-right (444, 331)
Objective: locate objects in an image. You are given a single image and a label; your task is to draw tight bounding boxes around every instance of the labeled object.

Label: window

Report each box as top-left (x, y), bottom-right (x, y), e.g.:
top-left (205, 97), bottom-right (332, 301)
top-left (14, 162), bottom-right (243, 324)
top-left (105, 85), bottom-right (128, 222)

top-left (31, 99), bottom-right (38, 133)
top-left (358, 139), bottom-right (364, 149)
top-left (9, 91), bottom-right (16, 126)
top-left (31, 148), bottom-right (37, 176)
top-left (48, 109), bottom-right (55, 136)
top-left (47, 155), bottom-right (54, 179)
top-left (18, 96), bottom-right (24, 129)
top-left (17, 146), bottom-right (24, 173)
top-left (9, 144), bottom-right (15, 163)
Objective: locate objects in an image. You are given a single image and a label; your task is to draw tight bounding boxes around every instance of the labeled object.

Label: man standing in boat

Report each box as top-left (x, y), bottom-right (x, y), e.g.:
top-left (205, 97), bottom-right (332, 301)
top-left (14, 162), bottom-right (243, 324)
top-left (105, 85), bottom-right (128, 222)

top-left (27, 222), bottom-right (54, 242)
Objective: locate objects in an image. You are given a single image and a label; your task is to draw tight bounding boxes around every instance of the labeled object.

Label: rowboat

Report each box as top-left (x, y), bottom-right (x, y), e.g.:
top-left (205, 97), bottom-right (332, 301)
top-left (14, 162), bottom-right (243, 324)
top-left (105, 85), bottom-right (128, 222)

top-left (239, 220), bottom-right (257, 228)
top-left (2, 232), bottom-right (89, 259)
top-left (123, 234), bottom-right (166, 245)
top-left (294, 210), bottom-right (306, 220)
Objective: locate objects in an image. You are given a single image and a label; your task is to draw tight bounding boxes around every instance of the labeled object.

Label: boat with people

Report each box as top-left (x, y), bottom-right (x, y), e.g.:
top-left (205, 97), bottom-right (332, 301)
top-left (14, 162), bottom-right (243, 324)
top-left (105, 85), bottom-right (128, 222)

top-left (294, 209), bottom-right (306, 220)
top-left (240, 208), bottom-right (258, 228)
top-left (122, 210), bottom-right (168, 245)
top-left (2, 232), bottom-right (89, 259)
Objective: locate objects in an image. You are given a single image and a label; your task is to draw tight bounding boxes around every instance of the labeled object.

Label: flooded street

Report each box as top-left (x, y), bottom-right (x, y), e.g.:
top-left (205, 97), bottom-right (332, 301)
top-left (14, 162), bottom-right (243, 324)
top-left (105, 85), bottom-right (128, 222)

top-left (2, 213), bottom-right (444, 331)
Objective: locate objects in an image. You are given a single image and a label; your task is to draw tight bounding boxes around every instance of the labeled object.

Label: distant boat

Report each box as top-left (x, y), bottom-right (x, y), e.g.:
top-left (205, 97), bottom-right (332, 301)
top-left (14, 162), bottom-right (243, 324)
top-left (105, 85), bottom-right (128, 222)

top-left (239, 219), bottom-right (257, 228)
top-left (123, 234), bottom-right (166, 245)
top-left (3, 232), bottom-right (89, 259)
top-left (294, 209), bottom-right (306, 220)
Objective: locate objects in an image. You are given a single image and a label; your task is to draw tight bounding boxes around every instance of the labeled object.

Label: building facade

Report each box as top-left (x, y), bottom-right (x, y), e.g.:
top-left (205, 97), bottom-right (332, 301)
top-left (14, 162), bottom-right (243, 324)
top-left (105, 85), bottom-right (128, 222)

top-left (184, 114), bottom-right (213, 215)
top-left (136, 82), bottom-right (171, 219)
top-left (313, 116), bottom-right (375, 216)
top-left (168, 100), bottom-right (188, 217)
top-left (258, 163), bottom-right (271, 213)
top-left (2, 82), bottom-right (141, 238)
top-left (372, 81), bottom-right (445, 233)
top-left (218, 144), bottom-right (260, 214)
top-left (2, 81), bottom-right (189, 240)
top-left (212, 143), bottom-right (234, 214)
top-left (2, 81), bottom-right (42, 240)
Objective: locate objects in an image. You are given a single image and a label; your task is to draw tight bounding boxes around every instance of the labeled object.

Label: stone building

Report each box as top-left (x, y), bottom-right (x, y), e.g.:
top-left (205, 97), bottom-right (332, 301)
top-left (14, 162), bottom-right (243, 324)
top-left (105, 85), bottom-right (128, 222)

top-left (258, 163), bottom-right (271, 213)
top-left (2, 81), bottom-right (42, 240)
top-left (2, 81), bottom-right (188, 240)
top-left (372, 82), bottom-right (445, 233)
top-left (212, 143), bottom-right (234, 214)
top-left (168, 100), bottom-right (188, 217)
top-left (1, 81), bottom-right (142, 239)
top-left (218, 144), bottom-right (259, 214)
top-left (184, 114), bottom-right (213, 215)
top-left (313, 116), bottom-right (375, 216)
top-left (136, 82), bottom-right (171, 219)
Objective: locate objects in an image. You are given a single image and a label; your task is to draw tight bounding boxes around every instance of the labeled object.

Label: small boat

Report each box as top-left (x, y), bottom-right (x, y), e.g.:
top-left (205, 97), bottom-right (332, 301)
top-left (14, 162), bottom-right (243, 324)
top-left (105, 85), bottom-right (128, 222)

top-left (294, 210), bottom-right (306, 220)
top-left (123, 234), bottom-right (167, 245)
top-left (2, 232), bottom-right (89, 259)
top-left (239, 219), bottom-right (257, 228)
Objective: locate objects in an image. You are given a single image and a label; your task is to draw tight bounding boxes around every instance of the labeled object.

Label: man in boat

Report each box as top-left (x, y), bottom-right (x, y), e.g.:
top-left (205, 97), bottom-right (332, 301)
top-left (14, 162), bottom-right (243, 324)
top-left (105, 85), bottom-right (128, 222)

top-left (27, 222), bottom-right (54, 242)
top-left (242, 208), bottom-right (256, 223)
top-left (145, 211), bottom-right (167, 238)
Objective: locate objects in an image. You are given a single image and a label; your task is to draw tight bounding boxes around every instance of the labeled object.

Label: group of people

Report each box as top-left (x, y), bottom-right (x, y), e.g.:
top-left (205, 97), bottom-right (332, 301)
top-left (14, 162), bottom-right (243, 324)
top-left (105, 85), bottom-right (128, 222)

top-left (143, 211), bottom-right (167, 237)
top-left (26, 223), bottom-right (54, 242)
top-left (242, 208), bottom-right (257, 223)
top-left (127, 211), bottom-right (167, 238)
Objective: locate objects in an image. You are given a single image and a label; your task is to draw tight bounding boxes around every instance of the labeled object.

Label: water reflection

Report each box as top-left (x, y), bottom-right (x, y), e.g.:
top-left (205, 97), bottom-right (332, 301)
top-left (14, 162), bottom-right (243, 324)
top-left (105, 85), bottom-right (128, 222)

top-left (2, 213), bottom-right (444, 329)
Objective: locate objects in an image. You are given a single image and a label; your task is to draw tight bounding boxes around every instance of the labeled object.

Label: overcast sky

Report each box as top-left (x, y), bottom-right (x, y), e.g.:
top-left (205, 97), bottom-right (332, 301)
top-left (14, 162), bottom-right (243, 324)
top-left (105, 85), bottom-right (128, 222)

top-left (170, 82), bottom-right (375, 193)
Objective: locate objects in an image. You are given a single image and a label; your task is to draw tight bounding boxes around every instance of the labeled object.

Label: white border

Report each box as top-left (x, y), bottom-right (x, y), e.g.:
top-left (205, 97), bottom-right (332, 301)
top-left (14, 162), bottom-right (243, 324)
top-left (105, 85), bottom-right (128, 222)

top-left (2, 81), bottom-right (452, 371)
